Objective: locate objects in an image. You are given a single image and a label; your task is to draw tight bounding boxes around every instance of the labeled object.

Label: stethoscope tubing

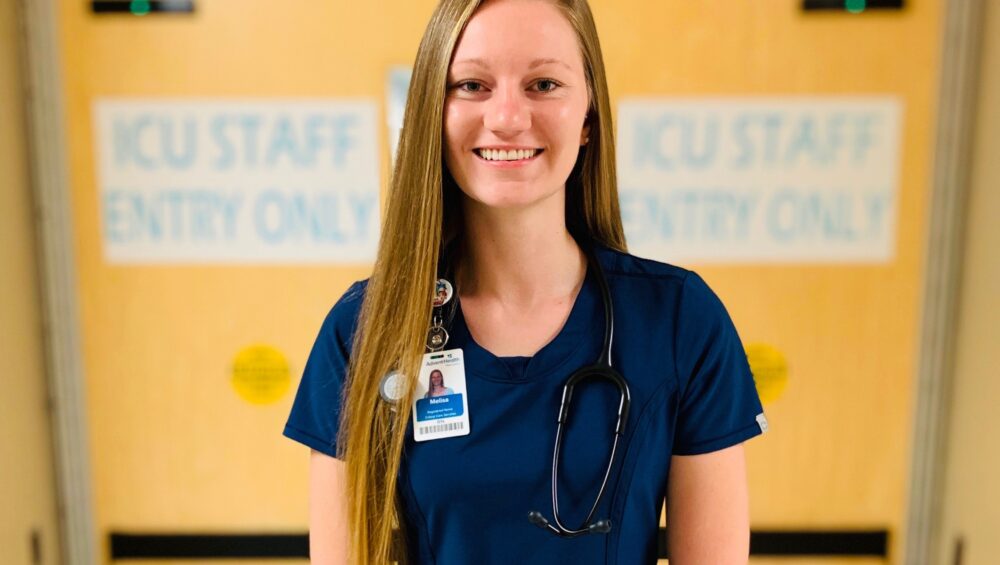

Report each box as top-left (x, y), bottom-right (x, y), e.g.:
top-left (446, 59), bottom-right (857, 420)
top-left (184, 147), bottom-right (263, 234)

top-left (529, 241), bottom-right (631, 538)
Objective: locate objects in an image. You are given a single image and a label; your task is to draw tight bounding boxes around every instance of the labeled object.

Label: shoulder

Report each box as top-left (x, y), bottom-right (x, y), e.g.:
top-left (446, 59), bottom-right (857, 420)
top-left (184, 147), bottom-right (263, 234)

top-left (594, 244), bottom-right (705, 292)
top-left (594, 245), bottom-right (729, 318)
top-left (595, 245), bottom-right (689, 282)
top-left (317, 278), bottom-right (370, 350)
top-left (338, 278), bottom-right (369, 308)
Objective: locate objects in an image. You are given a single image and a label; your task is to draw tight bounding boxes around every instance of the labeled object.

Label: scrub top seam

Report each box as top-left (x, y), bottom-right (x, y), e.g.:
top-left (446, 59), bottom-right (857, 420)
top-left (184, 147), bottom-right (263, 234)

top-left (670, 271), bottom-right (691, 410)
top-left (606, 377), bottom-right (674, 564)
top-left (613, 378), bottom-right (675, 476)
top-left (601, 269), bottom-right (688, 283)
top-left (401, 446), bottom-right (438, 564)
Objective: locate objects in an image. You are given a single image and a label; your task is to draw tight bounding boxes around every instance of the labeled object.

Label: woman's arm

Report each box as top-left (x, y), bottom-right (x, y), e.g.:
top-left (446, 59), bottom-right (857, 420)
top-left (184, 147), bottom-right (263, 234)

top-left (665, 443), bottom-right (751, 564)
top-left (308, 449), bottom-right (349, 564)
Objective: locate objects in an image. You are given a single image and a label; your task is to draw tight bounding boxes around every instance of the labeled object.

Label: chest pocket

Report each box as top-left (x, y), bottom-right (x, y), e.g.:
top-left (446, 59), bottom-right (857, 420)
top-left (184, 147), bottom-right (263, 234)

top-left (605, 377), bottom-right (676, 564)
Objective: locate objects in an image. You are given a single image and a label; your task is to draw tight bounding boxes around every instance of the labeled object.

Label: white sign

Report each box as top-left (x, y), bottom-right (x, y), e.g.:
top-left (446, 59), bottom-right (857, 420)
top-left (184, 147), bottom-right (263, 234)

top-left (94, 99), bottom-right (381, 263)
top-left (617, 97), bottom-right (902, 263)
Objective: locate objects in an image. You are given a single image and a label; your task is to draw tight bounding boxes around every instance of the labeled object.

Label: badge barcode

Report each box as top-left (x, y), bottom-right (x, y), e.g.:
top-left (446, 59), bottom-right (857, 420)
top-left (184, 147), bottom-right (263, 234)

top-left (419, 421), bottom-right (465, 434)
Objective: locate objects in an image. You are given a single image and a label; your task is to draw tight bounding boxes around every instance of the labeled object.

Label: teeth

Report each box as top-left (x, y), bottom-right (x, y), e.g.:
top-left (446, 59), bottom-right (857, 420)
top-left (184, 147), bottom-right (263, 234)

top-left (477, 148), bottom-right (538, 161)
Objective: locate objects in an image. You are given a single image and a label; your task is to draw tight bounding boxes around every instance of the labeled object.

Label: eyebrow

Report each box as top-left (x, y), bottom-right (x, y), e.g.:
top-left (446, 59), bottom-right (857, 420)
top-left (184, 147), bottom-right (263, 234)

top-left (451, 57), bottom-right (573, 72)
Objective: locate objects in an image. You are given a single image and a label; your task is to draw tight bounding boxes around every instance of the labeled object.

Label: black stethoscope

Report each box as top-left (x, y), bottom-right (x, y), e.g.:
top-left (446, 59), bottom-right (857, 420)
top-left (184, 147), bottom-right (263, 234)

top-left (386, 241), bottom-right (631, 538)
top-left (527, 242), bottom-right (630, 538)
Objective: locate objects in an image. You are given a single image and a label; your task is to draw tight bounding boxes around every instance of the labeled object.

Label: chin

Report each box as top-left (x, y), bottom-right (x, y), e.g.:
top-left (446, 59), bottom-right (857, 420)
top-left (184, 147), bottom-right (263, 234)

top-left (465, 192), bottom-right (544, 211)
top-left (461, 181), bottom-right (561, 211)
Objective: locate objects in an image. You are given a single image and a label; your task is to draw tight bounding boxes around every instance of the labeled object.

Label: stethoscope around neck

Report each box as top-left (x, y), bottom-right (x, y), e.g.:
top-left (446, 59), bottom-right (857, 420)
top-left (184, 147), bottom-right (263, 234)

top-left (400, 239), bottom-right (632, 538)
top-left (526, 241), bottom-right (631, 538)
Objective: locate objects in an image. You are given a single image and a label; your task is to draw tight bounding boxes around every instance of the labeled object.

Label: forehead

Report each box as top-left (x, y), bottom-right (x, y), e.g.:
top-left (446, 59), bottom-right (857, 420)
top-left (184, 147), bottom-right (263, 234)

top-left (449, 0), bottom-right (583, 73)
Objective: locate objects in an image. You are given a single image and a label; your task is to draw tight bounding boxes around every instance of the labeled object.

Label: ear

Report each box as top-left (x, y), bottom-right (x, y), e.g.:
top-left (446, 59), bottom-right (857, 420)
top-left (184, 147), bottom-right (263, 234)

top-left (580, 120), bottom-right (591, 146)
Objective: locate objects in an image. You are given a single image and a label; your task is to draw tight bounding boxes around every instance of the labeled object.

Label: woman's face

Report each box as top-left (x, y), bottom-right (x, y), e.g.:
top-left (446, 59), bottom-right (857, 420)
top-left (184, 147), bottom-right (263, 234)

top-left (443, 0), bottom-right (590, 210)
top-left (430, 371), bottom-right (444, 386)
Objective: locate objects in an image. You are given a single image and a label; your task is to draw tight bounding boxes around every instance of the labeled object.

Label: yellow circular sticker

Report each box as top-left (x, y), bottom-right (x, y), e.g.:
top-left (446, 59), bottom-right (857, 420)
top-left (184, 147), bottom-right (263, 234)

top-left (231, 344), bottom-right (291, 405)
top-left (745, 342), bottom-right (788, 404)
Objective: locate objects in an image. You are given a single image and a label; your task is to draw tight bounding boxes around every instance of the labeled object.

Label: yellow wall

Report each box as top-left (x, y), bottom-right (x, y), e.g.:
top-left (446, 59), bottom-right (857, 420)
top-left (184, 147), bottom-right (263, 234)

top-left (55, 1), bottom-right (943, 563)
top-left (0, 1), bottom-right (62, 563)
top-left (937, 0), bottom-right (1000, 562)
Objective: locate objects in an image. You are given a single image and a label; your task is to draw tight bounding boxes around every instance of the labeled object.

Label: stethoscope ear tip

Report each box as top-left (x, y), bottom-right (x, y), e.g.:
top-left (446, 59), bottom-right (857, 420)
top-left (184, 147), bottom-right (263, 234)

top-left (527, 511), bottom-right (564, 537)
top-left (527, 511), bottom-right (549, 528)
top-left (588, 519), bottom-right (612, 534)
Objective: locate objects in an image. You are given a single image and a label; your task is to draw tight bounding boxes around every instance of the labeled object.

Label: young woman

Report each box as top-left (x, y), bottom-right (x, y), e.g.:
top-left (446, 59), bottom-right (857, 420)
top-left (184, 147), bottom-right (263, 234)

top-left (283, 0), bottom-right (767, 563)
top-left (423, 370), bottom-right (455, 398)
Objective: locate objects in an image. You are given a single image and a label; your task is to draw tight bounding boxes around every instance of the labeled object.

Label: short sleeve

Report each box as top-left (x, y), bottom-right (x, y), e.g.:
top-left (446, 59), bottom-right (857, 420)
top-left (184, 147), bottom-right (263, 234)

top-left (671, 272), bottom-right (767, 456)
top-left (282, 280), bottom-right (367, 459)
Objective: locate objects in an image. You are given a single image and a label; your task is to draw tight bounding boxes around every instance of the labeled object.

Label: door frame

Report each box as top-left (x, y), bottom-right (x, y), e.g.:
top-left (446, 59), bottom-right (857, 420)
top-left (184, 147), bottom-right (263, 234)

top-left (905, 0), bottom-right (986, 563)
top-left (19, 0), bottom-right (97, 563)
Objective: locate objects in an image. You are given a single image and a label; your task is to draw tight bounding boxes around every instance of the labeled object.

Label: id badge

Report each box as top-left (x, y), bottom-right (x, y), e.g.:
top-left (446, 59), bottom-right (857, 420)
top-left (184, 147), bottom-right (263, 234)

top-left (412, 348), bottom-right (470, 442)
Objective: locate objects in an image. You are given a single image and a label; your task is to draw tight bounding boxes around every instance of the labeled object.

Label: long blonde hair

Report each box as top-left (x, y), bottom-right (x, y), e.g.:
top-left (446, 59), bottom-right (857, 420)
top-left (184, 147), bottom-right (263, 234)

top-left (338, 1), bottom-right (625, 562)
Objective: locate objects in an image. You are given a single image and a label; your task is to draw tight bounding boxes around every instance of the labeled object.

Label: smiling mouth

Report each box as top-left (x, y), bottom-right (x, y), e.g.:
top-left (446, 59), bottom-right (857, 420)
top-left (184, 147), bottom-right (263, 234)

top-left (474, 148), bottom-right (544, 162)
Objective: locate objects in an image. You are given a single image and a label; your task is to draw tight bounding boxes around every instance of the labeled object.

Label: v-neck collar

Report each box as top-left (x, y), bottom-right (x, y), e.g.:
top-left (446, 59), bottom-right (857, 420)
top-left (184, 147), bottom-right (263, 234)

top-left (447, 250), bottom-right (604, 384)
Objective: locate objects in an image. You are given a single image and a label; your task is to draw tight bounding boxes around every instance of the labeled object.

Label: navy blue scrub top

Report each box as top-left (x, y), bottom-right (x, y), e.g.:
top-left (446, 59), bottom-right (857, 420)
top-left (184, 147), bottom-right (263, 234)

top-left (283, 245), bottom-right (767, 564)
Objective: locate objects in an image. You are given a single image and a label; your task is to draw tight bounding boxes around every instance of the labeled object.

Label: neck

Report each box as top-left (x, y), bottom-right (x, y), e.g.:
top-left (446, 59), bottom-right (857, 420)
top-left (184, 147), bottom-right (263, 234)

top-left (455, 191), bottom-right (586, 308)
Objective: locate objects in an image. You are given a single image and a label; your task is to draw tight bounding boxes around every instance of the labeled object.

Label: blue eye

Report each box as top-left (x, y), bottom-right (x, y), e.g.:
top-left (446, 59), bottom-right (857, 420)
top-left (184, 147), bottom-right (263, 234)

top-left (535, 79), bottom-right (559, 92)
top-left (456, 81), bottom-right (483, 93)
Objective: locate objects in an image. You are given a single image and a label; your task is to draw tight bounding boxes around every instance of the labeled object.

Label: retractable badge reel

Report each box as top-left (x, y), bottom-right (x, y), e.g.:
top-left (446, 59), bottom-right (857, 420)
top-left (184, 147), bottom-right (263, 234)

top-left (412, 278), bottom-right (470, 441)
top-left (379, 278), bottom-right (468, 428)
top-left (378, 278), bottom-right (461, 411)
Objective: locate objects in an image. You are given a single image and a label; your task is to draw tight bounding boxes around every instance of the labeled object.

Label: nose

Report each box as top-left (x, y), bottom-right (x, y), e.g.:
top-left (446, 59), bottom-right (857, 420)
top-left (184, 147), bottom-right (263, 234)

top-left (483, 82), bottom-right (531, 135)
